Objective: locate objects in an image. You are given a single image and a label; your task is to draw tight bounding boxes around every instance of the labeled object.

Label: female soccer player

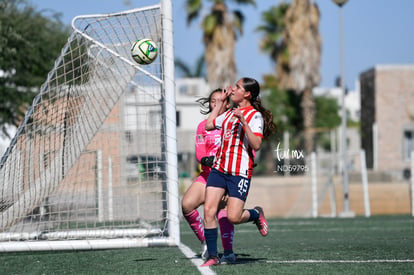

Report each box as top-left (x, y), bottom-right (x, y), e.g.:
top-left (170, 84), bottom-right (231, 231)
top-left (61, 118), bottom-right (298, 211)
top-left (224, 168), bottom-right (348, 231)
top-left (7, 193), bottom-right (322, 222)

top-left (201, 77), bottom-right (275, 266)
top-left (181, 88), bottom-right (237, 264)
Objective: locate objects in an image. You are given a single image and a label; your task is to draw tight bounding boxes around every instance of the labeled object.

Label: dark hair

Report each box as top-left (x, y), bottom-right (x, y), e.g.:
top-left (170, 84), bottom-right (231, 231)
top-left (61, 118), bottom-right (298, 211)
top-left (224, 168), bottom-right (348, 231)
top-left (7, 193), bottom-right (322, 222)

top-left (196, 88), bottom-right (229, 115)
top-left (241, 77), bottom-right (276, 139)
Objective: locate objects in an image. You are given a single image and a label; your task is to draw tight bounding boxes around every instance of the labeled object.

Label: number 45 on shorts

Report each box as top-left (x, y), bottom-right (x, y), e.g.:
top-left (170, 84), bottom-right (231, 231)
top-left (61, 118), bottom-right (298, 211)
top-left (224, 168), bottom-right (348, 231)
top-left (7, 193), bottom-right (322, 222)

top-left (237, 178), bottom-right (248, 196)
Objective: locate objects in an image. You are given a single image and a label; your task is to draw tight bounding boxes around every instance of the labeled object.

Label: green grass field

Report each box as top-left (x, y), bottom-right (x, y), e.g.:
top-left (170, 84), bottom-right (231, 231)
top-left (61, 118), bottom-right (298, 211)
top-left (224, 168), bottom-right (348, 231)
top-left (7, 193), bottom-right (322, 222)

top-left (1, 215), bottom-right (413, 274)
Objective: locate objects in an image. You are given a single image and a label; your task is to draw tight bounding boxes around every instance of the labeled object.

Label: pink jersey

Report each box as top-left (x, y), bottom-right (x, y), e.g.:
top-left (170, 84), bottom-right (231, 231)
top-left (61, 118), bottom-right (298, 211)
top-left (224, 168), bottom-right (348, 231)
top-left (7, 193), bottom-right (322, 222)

top-left (195, 119), bottom-right (222, 176)
top-left (213, 106), bottom-right (263, 179)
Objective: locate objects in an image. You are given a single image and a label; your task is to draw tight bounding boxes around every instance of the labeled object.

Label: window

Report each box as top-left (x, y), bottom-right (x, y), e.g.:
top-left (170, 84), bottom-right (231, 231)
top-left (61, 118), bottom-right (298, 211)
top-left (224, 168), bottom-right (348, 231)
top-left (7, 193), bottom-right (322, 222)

top-left (179, 85), bottom-right (187, 95)
top-left (176, 111), bottom-right (180, 127)
top-left (403, 129), bottom-right (414, 161)
top-left (125, 131), bottom-right (132, 143)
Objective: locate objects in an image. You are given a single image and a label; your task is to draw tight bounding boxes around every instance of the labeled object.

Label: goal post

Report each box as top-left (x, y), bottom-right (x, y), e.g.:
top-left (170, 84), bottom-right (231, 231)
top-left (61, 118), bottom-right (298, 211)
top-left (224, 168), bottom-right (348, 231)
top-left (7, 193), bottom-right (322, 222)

top-left (0, 1), bottom-right (179, 252)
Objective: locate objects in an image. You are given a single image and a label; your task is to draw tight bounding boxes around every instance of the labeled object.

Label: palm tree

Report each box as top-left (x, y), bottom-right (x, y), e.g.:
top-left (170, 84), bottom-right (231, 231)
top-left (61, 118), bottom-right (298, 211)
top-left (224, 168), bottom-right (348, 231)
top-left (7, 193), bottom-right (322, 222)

top-left (256, 3), bottom-right (290, 75)
top-left (185, 0), bottom-right (256, 89)
top-left (175, 54), bottom-right (206, 78)
top-left (257, 0), bottom-right (321, 154)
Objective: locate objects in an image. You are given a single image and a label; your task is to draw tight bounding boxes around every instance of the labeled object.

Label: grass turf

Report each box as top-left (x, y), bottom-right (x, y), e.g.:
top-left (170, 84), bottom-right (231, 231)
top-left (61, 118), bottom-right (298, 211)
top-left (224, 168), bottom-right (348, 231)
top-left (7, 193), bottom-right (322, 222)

top-left (1, 215), bottom-right (413, 274)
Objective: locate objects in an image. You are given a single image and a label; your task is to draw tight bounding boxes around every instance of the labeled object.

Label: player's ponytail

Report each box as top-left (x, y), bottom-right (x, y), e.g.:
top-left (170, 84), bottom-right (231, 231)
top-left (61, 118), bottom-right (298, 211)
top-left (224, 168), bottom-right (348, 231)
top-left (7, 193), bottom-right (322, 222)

top-left (241, 77), bottom-right (276, 139)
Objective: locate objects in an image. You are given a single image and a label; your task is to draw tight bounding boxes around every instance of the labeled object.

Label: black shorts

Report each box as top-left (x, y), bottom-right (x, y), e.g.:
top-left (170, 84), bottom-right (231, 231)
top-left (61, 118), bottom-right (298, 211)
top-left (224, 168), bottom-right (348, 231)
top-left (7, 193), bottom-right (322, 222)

top-left (206, 169), bottom-right (251, 202)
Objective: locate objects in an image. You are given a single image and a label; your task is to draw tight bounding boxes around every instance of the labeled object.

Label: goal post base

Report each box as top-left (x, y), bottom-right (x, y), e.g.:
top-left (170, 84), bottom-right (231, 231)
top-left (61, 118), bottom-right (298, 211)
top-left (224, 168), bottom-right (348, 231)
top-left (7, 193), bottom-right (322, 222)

top-left (0, 237), bottom-right (177, 252)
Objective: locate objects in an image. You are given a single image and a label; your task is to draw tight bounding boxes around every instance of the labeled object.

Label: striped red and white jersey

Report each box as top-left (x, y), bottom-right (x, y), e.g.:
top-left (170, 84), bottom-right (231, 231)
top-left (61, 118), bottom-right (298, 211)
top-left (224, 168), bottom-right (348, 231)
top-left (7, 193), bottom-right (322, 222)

top-left (212, 105), bottom-right (263, 179)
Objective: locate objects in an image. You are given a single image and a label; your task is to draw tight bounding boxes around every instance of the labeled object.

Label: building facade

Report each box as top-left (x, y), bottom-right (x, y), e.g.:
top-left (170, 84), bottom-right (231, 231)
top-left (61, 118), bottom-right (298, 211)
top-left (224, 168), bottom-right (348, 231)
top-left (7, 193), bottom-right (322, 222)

top-left (175, 78), bottom-right (210, 177)
top-left (360, 65), bottom-right (414, 180)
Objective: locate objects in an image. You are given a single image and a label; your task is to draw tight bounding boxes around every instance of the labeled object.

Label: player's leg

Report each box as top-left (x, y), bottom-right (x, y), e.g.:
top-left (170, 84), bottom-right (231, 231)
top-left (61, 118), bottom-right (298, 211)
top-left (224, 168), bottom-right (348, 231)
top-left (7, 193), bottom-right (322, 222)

top-left (217, 204), bottom-right (236, 264)
top-left (202, 170), bottom-right (226, 266)
top-left (226, 197), bottom-right (268, 236)
top-left (225, 175), bottom-right (269, 236)
top-left (181, 178), bottom-right (206, 243)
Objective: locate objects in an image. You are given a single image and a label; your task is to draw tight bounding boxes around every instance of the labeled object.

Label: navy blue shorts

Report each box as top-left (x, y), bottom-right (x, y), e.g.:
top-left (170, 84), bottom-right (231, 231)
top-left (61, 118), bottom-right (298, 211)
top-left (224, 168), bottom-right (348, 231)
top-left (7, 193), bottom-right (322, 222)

top-left (206, 169), bottom-right (251, 202)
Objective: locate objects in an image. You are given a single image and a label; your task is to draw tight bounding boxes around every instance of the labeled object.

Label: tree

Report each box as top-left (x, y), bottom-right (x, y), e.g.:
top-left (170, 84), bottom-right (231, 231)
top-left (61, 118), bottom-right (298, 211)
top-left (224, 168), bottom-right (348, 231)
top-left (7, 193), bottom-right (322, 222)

top-left (256, 3), bottom-right (289, 73)
top-left (175, 54), bottom-right (206, 78)
top-left (0, 0), bottom-right (69, 138)
top-left (185, 0), bottom-right (256, 88)
top-left (257, 0), bottom-right (321, 154)
top-left (314, 96), bottom-right (341, 130)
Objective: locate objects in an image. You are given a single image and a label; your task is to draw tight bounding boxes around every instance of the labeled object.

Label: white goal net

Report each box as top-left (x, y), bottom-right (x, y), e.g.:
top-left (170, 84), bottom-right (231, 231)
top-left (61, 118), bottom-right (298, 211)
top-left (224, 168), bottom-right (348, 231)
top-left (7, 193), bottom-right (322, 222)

top-left (0, 2), bottom-right (179, 251)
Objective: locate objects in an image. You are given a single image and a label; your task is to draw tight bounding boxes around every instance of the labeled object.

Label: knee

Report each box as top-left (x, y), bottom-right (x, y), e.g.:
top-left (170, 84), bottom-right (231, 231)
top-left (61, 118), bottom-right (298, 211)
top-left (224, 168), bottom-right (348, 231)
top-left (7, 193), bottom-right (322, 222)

top-left (203, 205), bottom-right (217, 222)
top-left (181, 199), bottom-right (191, 215)
top-left (226, 213), bottom-right (242, 225)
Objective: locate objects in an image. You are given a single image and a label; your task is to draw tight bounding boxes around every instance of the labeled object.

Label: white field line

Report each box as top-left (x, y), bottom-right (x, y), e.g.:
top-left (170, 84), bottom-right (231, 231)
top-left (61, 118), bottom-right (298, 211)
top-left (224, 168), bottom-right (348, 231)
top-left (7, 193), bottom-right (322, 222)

top-left (178, 243), bottom-right (216, 275)
top-left (267, 259), bottom-right (414, 264)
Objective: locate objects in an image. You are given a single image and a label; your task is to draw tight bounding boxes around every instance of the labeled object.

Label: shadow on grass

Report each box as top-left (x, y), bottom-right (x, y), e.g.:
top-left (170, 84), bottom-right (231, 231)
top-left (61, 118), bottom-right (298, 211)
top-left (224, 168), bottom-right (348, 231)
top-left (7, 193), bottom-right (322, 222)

top-left (232, 253), bottom-right (267, 265)
top-left (189, 252), bottom-right (267, 265)
top-left (134, 258), bottom-right (157, 262)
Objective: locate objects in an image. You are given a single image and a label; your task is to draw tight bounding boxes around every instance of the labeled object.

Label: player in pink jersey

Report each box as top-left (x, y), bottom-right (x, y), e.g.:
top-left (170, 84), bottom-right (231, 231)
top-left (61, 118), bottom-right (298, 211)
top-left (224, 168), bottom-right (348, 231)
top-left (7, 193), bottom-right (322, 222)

top-left (181, 89), bottom-right (236, 263)
top-left (201, 77), bottom-right (276, 266)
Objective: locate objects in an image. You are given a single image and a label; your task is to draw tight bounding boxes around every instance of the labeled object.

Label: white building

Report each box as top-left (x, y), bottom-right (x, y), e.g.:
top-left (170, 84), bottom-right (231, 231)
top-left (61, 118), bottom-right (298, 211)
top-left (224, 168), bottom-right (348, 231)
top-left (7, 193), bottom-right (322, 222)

top-left (175, 77), bottom-right (211, 176)
top-left (313, 80), bottom-right (361, 122)
top-left (312, 83), bottom-right (362, 169)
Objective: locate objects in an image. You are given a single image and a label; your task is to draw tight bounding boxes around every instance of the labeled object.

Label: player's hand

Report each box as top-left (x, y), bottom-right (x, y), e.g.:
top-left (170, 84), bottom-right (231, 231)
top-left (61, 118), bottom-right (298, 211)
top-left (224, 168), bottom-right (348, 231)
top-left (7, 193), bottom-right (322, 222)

top-left (200, 156), bottom-right (215, 167)
top-left (232, 108), bottom-right (246, 125)
top-left (219, 86), bottom-right (232, 102)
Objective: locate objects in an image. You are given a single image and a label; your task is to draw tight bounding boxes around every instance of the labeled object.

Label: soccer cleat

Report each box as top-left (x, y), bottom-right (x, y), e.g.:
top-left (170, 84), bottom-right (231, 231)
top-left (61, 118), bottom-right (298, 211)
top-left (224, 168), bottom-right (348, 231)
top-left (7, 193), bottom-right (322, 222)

top-left (220, 253), bottom-right (237, 264)
top-left (201, 256), bottom-right (220, 267)
top-left (253, 206), bottom-right (269, 236)
top-left (201, 242), bottom-right (209, 260)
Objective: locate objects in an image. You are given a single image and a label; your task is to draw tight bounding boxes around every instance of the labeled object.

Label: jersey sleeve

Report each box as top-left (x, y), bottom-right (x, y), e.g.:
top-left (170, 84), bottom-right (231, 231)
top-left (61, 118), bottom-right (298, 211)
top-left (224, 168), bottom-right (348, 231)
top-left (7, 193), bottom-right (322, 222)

top-left (213, 110), bottom-right (227, 130)
top-left (249, 112), bottom-right (264, 137)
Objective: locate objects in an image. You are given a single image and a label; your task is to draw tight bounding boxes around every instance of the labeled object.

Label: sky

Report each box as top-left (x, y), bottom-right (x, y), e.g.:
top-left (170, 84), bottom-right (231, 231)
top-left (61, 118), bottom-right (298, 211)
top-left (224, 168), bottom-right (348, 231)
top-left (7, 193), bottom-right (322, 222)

top-left (29, 0), bottom-right (414, 90)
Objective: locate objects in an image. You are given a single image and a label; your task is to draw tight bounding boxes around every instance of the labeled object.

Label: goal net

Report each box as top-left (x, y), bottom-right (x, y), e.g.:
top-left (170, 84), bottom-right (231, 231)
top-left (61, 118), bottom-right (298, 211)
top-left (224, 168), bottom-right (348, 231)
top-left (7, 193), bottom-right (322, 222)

top-left (0, 2), bottom-right (179, 252)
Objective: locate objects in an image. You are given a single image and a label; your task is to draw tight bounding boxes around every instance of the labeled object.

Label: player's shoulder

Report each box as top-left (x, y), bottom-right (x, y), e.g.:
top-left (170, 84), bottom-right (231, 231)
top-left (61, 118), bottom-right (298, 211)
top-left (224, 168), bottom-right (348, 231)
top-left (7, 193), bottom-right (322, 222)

top-left (250, 109), bottom-right (263, 123)
top-left (197, 119), bottom-right (207, 127)
top-left (248, 107), bottom-right (262, 118)
top-left (197, 119), bottom-right (208, 132)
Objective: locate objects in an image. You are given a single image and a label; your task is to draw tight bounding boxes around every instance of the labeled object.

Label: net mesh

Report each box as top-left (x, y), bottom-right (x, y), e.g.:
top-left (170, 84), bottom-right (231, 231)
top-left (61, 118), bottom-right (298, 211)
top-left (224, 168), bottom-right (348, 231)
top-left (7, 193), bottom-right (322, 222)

top-left (0, 6), bottom-right (172, 244)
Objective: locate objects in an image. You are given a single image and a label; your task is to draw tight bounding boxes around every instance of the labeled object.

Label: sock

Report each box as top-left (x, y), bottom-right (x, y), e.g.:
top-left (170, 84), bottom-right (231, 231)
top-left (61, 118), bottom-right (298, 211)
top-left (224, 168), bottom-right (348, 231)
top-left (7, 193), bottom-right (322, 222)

top-left (204, 228), bottom-right (218, 258)
top-left (247, 208), bottom-right (259, 222)
top-left (217, 209), bottom-right (234, 255)
top-left (184, 209), bottom-right (205, 242)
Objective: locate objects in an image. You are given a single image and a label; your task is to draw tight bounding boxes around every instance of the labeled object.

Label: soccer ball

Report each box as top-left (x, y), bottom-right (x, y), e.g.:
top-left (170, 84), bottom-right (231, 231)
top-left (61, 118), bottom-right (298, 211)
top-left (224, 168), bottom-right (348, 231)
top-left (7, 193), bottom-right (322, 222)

top-left (130, 38), bottom-right (158, 65)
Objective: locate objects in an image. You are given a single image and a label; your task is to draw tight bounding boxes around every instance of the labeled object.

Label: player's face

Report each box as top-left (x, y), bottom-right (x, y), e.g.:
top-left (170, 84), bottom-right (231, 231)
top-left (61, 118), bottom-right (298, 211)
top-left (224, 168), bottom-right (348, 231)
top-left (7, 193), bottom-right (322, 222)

top-left (210, 91), bottom-right (229, 115)
top-left (230, 79), bottom-right (250, 103)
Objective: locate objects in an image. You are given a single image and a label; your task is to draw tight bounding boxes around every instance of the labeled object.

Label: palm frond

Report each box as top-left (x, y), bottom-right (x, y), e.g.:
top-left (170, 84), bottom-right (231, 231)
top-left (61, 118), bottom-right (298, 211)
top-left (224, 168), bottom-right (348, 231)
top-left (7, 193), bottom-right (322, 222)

top-left (186, 0), bottom-right (202, 25)
top-left (232, 10), bottom-right (244, 36)
top-left (194, 54), bottom-right (206, 77)
top-left (230, 0), bottom-right (256, 7)
top-left (174, 58), bottom-right (193, 77)
top-left (202, 14), bottom-right (218, 36)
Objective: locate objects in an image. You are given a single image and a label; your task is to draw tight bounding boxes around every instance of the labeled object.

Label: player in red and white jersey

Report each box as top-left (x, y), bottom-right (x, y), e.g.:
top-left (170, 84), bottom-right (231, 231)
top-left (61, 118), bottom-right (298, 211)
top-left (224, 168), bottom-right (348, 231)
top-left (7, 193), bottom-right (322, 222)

top-left (213, 105), bottom-right (262, 179)
top-left (181, 89), bottom-right (237, 264)
top-left (201, 77), bottom-right (276, 267)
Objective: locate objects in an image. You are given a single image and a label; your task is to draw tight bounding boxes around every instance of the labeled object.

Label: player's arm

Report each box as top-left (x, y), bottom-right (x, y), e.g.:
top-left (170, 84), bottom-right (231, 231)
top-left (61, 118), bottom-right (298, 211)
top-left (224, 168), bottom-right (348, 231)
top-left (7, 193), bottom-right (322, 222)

top-left (242, 122), bottom-right (262, 151)
top-left (233, 108), bottom-right (263, 151)
top-left (205, 87), bottom-right (231, 131)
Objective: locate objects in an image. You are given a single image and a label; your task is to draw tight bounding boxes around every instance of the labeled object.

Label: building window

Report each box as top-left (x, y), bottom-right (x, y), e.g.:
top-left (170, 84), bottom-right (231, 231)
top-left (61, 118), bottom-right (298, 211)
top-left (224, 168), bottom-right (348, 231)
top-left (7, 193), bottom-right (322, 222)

top-left (403, 129), bottom-right (414, 161)
top-left (176, 111), bottom-right (180, 127)
top-left (179, 85), bottom-right (187, 95)
top-left (125, 131), bottom-right (132, 143)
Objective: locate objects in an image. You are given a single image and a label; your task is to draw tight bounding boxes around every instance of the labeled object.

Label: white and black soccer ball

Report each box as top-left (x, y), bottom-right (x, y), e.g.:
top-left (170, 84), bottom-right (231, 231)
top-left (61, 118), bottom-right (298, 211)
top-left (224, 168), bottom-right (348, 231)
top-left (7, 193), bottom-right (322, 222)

top-left (130, 38), bottom-right (158, 65)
